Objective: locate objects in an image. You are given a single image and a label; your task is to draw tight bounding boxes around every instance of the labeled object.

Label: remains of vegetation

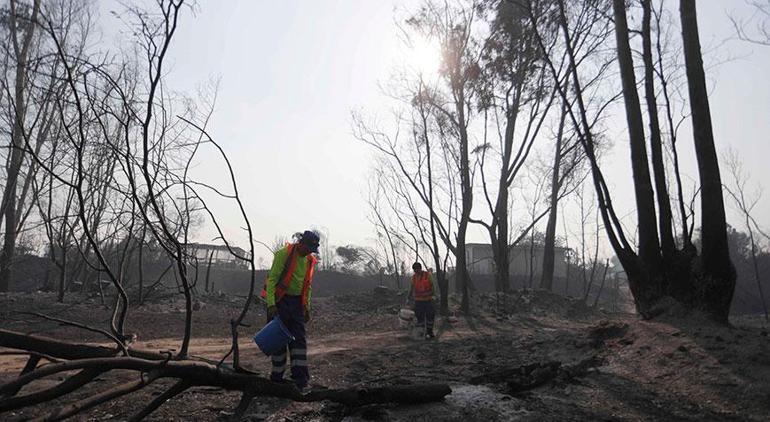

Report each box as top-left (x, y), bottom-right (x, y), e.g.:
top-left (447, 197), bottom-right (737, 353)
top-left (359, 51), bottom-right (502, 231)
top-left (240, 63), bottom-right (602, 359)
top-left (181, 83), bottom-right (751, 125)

top-left (0, 0), bottom-right (769, 420)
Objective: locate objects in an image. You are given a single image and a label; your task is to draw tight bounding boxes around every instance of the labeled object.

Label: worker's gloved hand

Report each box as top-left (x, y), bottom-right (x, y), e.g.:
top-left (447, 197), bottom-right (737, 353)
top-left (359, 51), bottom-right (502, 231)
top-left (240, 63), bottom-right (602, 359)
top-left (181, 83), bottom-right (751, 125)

top-left (304, 309), bottom-right (312, 323)
top-left (267, 305), bottom-right (278, 320)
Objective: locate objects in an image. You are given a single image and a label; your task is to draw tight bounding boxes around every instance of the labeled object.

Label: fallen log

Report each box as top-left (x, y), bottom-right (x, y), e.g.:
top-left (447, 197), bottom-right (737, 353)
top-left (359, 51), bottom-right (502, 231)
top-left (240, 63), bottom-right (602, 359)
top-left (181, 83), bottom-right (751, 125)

top-left (0, 331), bottom-right (452, 419)
top-left (0, 356), bottom-right (450, 404)
top-left (0, 329), bottom-right (163, 361)
top-left (0, 369), bottom-right (102, 413)
top-left (32, 370), bottom-right (162, 422)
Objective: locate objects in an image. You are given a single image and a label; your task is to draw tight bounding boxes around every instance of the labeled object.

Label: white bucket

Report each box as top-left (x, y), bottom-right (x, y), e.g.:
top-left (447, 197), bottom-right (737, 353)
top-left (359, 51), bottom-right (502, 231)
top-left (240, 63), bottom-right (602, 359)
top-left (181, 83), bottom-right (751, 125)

top-left (398, 308), bottom-right (415, 329)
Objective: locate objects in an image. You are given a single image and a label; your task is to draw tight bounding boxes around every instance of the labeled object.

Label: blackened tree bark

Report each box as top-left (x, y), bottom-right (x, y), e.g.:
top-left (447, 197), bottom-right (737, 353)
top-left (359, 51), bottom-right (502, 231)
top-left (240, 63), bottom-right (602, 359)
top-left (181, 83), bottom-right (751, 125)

top-left (641, 0), bottom-right (677, 261)
top-left (541, 97), bottom-right (568, 291)
top-left (0, 0), bottom-right (41, 292)
top-left (452, 69), bottom-right (473, 315)
top-left (527, 0), bottom-right (656, 316)
top-left (653, 4), bottom-right (694, 250)
top-left (475, 1), bottom-right (549, 295)
top-left (612, 0), bottom-right (663, 294)
top-left (680, 0), bottom-right (735, 322)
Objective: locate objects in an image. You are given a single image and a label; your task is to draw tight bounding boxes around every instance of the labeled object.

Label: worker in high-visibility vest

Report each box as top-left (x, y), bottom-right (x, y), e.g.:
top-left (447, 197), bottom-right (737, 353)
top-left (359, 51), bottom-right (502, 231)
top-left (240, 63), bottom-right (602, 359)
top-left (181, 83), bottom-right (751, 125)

top-left (409, 262), bottom-right (436, 339)
top-left (261, 230), bottom-right (319, 390)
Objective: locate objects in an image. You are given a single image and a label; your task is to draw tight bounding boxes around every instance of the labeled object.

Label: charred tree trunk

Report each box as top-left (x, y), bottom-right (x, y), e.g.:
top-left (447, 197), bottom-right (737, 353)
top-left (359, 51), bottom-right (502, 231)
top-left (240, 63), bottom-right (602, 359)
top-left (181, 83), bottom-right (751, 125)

top-left (57, 249), bottom-right (67, 303)
top-left (456, 86), bottom-right (473, 315)
top-left (655, 7), bottom-right (693, 249)
top-left (541, 100), bottom-right (567, 291)
top-left (436, 269), bottom-right (449, 316)
top-left (593, 259), bottom-right (610, 308)
top-left (746, 216), bottom-right (768, 319)
top-left (613, 0), bottom-right (663, 281)
top-left (495, 187), bottom-right (511, 293)
top-left (0, 0), bottom-right (41, 292)
top-left (679, 0), bottom-right (735, 322)
top-left (642, 0), bottom-right (677, 261)
top-left (456, 233), bottom-right (471, 314)
top-left (204, 250), bottom-right (214, 293)
top-left (138, 237), bottom-right (145, 305)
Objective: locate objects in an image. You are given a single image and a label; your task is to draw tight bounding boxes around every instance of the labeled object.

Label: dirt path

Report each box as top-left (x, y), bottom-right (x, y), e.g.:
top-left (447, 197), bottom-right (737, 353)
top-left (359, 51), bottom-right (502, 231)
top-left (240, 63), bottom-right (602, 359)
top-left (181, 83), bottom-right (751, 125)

top-left (0, 319), bottom-right (503, 376)
top-left (2, 291), bottom-right (770, 421)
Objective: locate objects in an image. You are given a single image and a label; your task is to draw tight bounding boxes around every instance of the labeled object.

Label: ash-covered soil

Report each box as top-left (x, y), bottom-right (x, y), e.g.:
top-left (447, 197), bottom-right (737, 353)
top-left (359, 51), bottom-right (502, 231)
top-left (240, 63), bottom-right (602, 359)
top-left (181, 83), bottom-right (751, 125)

top-left (1, 289), bottom-right (769, 421)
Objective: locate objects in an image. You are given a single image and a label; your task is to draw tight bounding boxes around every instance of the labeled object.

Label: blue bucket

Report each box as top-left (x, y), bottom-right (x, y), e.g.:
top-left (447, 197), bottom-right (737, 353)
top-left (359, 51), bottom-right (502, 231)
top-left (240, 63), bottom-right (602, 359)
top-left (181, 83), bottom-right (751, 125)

top-left (253, 317), bottom-right (295, 356)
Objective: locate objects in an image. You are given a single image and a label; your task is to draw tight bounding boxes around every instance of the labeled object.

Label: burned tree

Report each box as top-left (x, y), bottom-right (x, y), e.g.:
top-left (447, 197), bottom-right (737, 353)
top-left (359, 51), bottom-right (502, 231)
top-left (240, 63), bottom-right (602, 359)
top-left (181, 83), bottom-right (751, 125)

top-left (519, 0), bottom-right (736, 321)
top-left (0, 2), bottom-right (451, 419)
top-left (0, 0), bottom-right (41, 292)
top-left (723, 149), bottom-right (768, 319)
top-left (679, 0), bottom-right (736, 320)
top-left (355, 109), bottom-right (455, 316)
top-left (471, 0), bottom-right (556, 294)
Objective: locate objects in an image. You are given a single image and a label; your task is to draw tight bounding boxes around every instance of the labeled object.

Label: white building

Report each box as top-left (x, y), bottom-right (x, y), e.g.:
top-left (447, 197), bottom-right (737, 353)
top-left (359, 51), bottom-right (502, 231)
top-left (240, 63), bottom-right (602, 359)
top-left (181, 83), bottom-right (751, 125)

top-left (187, 243), bottom-right (249, 266)
top-left (465, 243), bottom-right (568, 278)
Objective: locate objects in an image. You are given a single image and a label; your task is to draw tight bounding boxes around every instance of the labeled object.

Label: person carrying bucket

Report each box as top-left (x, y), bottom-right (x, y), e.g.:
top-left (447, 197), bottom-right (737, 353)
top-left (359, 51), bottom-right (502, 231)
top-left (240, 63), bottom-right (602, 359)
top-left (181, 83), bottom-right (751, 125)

top-left (408, 262), bottom-right (436, 339)
top-left (260, 230), bottom-right (320, 390)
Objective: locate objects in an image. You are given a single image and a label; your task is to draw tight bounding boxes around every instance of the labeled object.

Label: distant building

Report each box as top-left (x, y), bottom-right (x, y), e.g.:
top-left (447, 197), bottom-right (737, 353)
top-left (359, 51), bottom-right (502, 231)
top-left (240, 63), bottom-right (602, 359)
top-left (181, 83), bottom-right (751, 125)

top-left (187, 243), bottom-right (249, 266)
top-left (465, 243), bottom-right (568, 278)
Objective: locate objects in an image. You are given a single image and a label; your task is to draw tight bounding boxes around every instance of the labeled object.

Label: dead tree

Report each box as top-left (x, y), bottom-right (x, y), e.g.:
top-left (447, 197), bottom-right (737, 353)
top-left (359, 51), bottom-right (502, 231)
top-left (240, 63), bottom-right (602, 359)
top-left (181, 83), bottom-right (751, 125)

top-left (405, 1), bottom-right (483, 313)
top-left (731, 0), bottom-right (770, 46)
top-left (0, 0), bottom-right (41, 292)
top-left (370, 153), bottom-right (452, 315)
top-left (723, 149), bottom-right (768, 319)
top-left (367, 173), bottom-right (403, 289)
top-left (641, 0), bottom-right (677, 262)
top-left (541, 96), bottom-right (569, 291)
top-left (0, 1), bottom-right (452, 418)
top-left (680, 0), bottom-right (736, 320)
top-left (592, 259), bottom-right (610, 309)
top-left (522, 0), bottom-right (736, 321)
top-left (471, 0), bottom-right (556, 294)
top-left (652, 2), bottom-right (695, 251)
top-left (354, 85), bottom-right (458, 316)
top-left (613, 0), bottom-right (664, 295)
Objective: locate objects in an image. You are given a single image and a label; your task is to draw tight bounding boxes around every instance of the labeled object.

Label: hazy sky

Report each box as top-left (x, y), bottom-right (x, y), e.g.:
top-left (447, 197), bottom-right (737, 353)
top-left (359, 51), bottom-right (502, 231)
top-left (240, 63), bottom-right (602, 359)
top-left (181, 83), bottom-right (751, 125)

top-left (98, 1), bottom-right (770, 263)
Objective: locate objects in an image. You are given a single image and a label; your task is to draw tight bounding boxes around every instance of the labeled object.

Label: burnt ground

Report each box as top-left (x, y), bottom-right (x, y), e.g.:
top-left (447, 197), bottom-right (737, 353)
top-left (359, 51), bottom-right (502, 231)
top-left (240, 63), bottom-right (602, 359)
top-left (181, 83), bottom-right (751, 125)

top-left (1, 289), bottom-right (769, 421)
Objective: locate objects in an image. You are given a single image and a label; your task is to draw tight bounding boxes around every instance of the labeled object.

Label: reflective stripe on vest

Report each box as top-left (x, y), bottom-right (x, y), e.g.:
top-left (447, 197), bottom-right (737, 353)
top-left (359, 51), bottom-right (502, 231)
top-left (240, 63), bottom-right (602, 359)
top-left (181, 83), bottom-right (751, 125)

top-left (413, 272), bottom-right (432, 301)
top-left (301, 255), bottom-right (316, 308)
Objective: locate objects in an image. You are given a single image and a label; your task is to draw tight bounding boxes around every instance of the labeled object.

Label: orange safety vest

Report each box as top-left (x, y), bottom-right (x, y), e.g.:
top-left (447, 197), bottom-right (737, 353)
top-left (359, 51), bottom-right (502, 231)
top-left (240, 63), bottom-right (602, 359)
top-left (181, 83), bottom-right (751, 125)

top-left (412, 271), bottom-right (433, 301)
top-left (261, 243), bottom-right (317, 309)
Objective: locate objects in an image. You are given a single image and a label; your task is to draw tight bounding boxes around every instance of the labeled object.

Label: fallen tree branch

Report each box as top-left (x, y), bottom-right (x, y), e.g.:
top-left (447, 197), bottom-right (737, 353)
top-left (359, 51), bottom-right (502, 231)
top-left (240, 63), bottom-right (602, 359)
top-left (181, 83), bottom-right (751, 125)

top-left (2, 317), bottom-right (455, 421)
top-left (31, 370), bottom-right (161, 422)
top-left (0, 331), bottom-right (451, 418)
top-left (0, 329), bottom-right (163, 361)
top-left (17, 312), bottom-right (128, 354)
top-left (0, 369), bottom-right (103, 412)
top-left (1, 354), bottom-right (451, 403)
top-left (127, 379), bottom-right (191, 422)
top-left (0, 355), bottom-right (41, 398)
top-left (229, 391), bottom-right (256, 421)
top-left (0, 351), bottom-right (60, 364)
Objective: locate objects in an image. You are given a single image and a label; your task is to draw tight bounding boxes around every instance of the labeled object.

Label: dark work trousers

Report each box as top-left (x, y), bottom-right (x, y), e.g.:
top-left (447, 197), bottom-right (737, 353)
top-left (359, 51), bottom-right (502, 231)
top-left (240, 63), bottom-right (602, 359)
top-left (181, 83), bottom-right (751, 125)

top-left (414, 300), bottom-right (435, 333)
top-left (269, 295), bottom-right (309, 388)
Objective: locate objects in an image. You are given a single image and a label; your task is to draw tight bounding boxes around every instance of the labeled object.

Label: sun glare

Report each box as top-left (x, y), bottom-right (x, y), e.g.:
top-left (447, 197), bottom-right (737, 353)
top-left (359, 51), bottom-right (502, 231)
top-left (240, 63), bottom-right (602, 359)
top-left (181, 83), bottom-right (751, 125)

top-left (406, 36), bottom-right (442, 77)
